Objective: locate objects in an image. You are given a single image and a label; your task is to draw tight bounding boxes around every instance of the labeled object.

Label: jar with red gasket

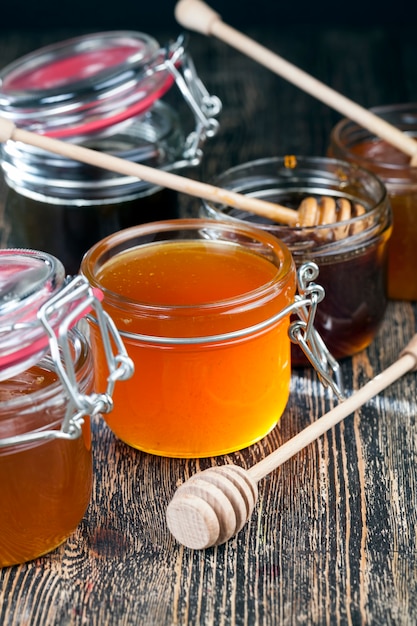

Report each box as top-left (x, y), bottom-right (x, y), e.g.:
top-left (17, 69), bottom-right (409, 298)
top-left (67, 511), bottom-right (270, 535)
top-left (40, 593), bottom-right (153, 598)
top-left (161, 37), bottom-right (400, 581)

top-left (0, 248), bottom-right (133, 567)
top-left (0, 31), bottom-right (221, 274)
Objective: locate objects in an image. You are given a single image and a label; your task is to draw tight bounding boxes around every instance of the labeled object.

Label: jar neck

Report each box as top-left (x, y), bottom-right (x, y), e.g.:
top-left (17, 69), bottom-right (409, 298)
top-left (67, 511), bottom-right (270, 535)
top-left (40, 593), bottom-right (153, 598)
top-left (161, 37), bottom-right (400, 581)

top-left (202, 155), bottom-right (393, 257)
top-left (80, 219), bottom-right (297, 339)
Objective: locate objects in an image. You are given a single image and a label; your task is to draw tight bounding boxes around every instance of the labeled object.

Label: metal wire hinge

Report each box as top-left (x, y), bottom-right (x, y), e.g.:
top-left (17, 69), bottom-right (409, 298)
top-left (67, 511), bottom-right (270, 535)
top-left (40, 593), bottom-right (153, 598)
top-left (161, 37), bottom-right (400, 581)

top-left (289, 262), bottom-right (344, 400)
top-left (0, 276), bottom-right (134, 449)
top-left (154, 35), bottom-right (222, 167)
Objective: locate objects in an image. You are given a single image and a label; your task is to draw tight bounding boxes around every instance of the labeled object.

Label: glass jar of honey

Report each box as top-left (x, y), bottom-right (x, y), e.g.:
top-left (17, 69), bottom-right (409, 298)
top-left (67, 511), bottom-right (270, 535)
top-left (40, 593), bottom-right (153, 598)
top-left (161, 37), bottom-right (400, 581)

top-left (81, 218), bottom-right (343, 458)
top-left (329, 103), bottom-right (417, 300)
top-left (0, 31), bottom-right (221, 274)
top-left (0, 248), bottom-right (133, 567)
top-left (201, 156), bottom-right (392, 362)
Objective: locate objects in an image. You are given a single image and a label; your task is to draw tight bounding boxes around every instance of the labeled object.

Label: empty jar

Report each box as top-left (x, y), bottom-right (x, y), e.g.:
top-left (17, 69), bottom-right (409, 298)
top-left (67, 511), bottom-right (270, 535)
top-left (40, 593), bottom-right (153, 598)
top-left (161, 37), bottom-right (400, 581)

top-left (201, 156), bottom-right (392, 362)
top-left (0, 31), bottom-right (221, 274)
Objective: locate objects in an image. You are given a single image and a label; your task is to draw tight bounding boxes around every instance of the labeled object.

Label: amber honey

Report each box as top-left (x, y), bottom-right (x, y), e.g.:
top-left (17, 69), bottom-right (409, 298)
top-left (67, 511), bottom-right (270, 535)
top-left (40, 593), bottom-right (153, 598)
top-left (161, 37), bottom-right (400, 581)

top-left (82, 220), bottom-right (297, 458)
top-left (0, 248), bottom-right (132, 567)
top-left (329, 103), bottom-right (417, 301)
top-left (0, 333), bottom-right (93, 568)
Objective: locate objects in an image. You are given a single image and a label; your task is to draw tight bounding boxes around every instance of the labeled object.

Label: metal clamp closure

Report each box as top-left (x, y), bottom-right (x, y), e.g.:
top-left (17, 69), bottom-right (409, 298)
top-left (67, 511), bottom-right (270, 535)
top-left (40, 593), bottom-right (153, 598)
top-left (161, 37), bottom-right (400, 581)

top-left (289, 262), bottom-right (344, 400)
top-left (110, 261), bottom-right (343, 399)
top-left (0, 276), bottom-right (134, 449)
top-left (152, 36), bottom-right (222, 167)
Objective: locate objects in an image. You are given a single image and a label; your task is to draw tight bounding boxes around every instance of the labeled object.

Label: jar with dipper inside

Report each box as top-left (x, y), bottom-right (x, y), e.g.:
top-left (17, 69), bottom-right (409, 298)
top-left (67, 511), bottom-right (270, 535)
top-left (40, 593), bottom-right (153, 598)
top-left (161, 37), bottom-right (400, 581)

top-left (201, 156), bottom-right (392, 362)
top-left (0, 31), bottom-right (221, 274)
top-left (81, 218), bottom-right (343, 458)
top-left (0, 248), bottom-right (133, 567)
top-left (329, 103), bottom-right (417, 301)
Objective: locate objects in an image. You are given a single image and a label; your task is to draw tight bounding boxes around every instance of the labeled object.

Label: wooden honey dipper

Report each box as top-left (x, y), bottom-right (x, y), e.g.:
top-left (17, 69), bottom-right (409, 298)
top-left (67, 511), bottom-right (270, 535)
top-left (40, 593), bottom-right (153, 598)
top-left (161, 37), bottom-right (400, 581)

top-left (166, 334), bottom-right (417, 549)
top-left (175, 0), bottom-right (417, 167)
top-left (0, 117), bottom-right (365, 231)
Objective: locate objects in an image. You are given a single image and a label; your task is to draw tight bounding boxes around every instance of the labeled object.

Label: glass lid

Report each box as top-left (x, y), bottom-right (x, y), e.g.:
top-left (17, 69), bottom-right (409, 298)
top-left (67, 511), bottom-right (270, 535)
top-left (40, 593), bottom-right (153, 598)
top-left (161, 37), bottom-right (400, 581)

top-left (0, 31), bottom-right (175, 138)
top-left (0, 249), bottom-right (66, 380)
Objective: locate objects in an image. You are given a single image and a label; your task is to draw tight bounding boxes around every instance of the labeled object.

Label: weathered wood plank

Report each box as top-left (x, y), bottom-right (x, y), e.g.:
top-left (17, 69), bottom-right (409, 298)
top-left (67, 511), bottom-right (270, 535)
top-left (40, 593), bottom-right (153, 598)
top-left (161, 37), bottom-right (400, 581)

top-left (1, 24), bottom-right (417, 626)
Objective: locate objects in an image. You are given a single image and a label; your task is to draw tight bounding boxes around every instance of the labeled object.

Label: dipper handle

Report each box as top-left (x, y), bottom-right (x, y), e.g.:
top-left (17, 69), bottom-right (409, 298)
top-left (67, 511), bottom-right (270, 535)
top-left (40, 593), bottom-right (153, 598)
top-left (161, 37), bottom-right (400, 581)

top-left (248, 334), bottom-right (417, 483)
top-left (0, 118), bottom-right (298, 225)
top-left (175, 0), bottom-right (417, 166)
top-left (175, 0), bottom-right (220, 34)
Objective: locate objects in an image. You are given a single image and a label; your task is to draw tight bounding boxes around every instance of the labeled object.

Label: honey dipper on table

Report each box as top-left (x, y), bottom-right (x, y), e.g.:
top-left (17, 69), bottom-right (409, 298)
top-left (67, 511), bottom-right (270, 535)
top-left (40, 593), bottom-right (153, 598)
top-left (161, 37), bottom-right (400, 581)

top-left (166, 334), bottom-right (417, 549)
top-left (175, 0), bottom-right (417, 167)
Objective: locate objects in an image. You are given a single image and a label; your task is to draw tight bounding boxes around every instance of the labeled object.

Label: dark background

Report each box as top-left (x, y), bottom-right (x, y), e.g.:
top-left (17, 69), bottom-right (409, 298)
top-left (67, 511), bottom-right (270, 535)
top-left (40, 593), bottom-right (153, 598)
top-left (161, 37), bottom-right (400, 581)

top-left (0, 0), bottom-right (415, 183)
top-left (1, 0), bottom-right (416, 33)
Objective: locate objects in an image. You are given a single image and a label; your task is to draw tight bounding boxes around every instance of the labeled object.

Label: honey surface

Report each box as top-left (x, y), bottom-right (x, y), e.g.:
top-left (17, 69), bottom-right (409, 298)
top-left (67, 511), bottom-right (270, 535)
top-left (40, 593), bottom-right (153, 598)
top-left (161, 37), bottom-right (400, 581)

top-left (92, 240), bottom-right (295, 457)
top-left (351, 138), bottom-right (412, 165)
top-left (97, 240), bottom-right (279, 304)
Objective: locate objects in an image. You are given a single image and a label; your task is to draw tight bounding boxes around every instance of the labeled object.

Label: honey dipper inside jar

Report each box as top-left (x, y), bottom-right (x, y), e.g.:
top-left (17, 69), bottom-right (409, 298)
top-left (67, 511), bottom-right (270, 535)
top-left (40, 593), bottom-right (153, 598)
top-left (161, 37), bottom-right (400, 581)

top-left (201, 155), bottom-right (393, 362)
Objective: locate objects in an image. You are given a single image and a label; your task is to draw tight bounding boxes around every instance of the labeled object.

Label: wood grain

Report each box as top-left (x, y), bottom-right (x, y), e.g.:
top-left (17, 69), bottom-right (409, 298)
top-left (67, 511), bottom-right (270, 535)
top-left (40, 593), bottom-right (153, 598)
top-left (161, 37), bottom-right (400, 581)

top-left (1, 24), bottom-right (417, 626)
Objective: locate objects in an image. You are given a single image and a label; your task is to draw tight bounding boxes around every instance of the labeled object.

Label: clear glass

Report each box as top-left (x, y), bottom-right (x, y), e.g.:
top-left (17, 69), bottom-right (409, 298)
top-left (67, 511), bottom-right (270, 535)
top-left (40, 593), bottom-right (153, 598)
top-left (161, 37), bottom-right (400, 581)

top-left (0, 31), bottom-right (221, 274)
top-left (201, 156), bottom-right (392, 362)
top-left (81, 218), bottom-right (297, 458)
top-left (329, 103), bottom-right (417, 300)
top-left (0, 31), bottom-right (170, 136)
top-left (0, 328), bottom-right (93, 567)
top-left (0, 248), bottom-right (66, 380)
top-left (1, 101), bottom-right (182, 274)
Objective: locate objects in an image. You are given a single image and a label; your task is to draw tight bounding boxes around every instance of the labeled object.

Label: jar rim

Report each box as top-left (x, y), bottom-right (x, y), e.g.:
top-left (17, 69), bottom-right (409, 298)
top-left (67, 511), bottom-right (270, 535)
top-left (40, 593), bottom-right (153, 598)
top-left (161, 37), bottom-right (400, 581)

top-left (209, 155), bottom-right (387, 213)
top-left (330, 103), bottom-right (417, 173)
top-left (201, 155), bottom-right (390, 250)
top-left (80, 218), bottom-right (296, 315)
top-left (1, 100), bottom-right (186, 203)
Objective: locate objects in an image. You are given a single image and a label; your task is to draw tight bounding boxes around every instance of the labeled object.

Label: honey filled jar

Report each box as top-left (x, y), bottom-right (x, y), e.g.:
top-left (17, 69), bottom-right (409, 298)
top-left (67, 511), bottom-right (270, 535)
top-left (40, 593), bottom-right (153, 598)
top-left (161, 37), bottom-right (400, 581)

top-left (329, 103), bottom-right (417, 300)
top-left (0, 31), bottom-right (221, 274)
top-left (201, 156), bottom-right (392, 362)
top-left (81, 218), bottom-right (343, 458)
top-left (0, 249), bottom-right (133, 567)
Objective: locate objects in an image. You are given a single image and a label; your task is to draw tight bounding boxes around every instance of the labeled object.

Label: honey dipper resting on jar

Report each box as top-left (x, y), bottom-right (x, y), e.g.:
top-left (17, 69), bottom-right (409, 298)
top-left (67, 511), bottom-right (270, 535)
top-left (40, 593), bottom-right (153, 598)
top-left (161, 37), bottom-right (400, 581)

top-left (0, 118), bottom-right (391, 361)
top-left (0, 116), bottom-right (367, 235)
top-left (200, 154), bottom-right (392, 362)
top-left (296, 195), bottom-right (366, 235)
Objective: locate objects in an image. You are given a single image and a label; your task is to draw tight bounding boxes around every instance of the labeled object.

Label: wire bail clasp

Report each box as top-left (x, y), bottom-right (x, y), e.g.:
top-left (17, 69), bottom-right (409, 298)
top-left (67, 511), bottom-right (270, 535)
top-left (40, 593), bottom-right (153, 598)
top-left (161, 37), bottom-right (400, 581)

top-left (289, 262), bottom-right (344, 400)
top-left (39, 275), bottom-right (134, 437)
top-left (0, 276), bottom-right (134, 449)
top-left (156, 35), bottom-right (222, 166)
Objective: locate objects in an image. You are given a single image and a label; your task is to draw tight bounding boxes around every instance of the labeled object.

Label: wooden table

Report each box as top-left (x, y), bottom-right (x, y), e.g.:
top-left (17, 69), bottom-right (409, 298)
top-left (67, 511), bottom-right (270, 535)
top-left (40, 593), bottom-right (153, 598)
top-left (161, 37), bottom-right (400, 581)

top-left (1, 22), bottom-right (417, 625)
